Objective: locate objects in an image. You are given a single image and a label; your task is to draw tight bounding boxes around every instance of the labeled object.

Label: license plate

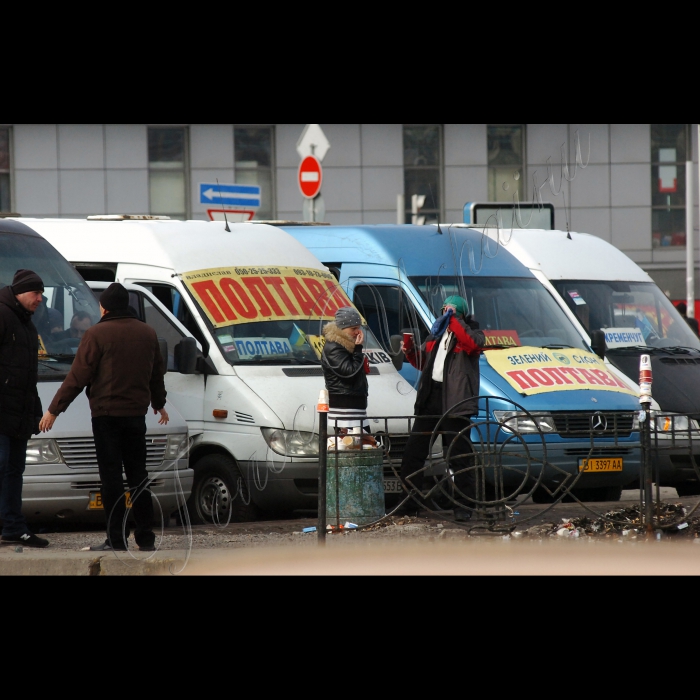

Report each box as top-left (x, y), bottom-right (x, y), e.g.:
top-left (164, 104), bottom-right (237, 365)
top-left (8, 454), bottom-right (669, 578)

top-left (383, 479), bottom-right (403, 493)
top-left (578, 457), bottom-right (624, 472)
top-left (88, 491), bottom-right (132, 510)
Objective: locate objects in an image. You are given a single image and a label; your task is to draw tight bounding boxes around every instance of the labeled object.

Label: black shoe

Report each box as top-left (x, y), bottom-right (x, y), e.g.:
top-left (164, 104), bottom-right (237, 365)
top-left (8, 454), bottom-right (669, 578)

top-left (1, 533), bottom-right (49, 548)
top-left (453, 507), bottom-right (472, 522)
top-left (89, 540), bottom-right (128, 551)
top-left (139, 544), bottom-right (156, 552)
top-left (394, 495), bottom-right (427, 517)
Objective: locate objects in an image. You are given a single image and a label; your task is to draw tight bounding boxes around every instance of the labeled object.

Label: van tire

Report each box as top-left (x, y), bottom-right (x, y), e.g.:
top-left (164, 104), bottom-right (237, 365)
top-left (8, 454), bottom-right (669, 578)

top-left (572, 486), bottom-right (623, 502)
top-left (187, 455), bottom-right (261, 524)
top-left (674, 482), bottom-right (700, 497)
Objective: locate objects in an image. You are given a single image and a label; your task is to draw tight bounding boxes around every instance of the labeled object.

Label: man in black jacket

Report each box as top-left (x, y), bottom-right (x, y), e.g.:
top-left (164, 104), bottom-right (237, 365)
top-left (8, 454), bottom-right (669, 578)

top-left (321, 307), bottom-right (370, 432)
top-left (0, 270), bottom-right (49, 548)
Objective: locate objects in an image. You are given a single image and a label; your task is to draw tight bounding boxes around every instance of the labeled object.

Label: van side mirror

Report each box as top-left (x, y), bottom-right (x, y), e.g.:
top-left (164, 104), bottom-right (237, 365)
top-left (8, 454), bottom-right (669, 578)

top-left (590, 330), bottom-right (606, 359)
top-left (175, 337), bottom-right (198, 374)
top-left (389, 335), bottom-right (405, 371)
top-left (157, 338), bottom-right (168, 372)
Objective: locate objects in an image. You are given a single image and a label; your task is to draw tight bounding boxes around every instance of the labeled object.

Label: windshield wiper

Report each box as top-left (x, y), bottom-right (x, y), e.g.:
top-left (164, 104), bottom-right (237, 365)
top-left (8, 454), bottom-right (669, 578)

top-left (541, 344), bottom-right (575, 349)
top-left (38, 361), bottom-right (63, 372)
top-left (246, 357), bottom-right (320, 365)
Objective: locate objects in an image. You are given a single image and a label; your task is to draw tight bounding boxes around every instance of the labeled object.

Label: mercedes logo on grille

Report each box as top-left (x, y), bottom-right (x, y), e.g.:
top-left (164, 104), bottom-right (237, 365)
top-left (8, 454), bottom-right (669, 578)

top-left (590, 411), bottom-right (608, 433)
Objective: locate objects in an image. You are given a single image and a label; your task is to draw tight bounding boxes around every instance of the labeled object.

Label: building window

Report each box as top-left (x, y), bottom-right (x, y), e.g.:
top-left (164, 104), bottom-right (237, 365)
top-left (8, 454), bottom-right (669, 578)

top-left (235, 126), bottom-right (274, 220)
top-left (148, 127), bottom-right (188, 219)
top-left (487, 125), bottom-right (525, 202)
top-left (651, 124), bottom-right (689, 248)
top-left (0, 127), bottom-right (10, 212)
top-left (403, 125), bottom-right (442, 224)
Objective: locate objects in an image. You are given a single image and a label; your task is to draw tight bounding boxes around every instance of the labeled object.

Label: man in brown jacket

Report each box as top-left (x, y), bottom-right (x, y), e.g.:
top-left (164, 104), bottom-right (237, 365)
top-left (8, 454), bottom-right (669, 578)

top-left (39, 283), bottom-right (169, 551)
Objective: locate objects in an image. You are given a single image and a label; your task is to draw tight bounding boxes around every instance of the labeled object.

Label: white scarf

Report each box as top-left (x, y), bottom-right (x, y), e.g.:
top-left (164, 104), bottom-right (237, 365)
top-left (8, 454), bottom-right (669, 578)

top-left (431, 330), bottom-right (452, 382)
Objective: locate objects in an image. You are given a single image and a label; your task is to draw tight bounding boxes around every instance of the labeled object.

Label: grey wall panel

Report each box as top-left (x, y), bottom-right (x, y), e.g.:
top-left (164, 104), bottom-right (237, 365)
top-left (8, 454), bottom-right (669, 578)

top-left (190, 168), bottom-right (236, 215)
top-left (191, 124), bottom-right (233, 169)
top-left (317, 124), bottom-right (360, 167)
top-left (445, 209), bottom-right (464, 224)
top-left (13, 125), bottom-right (58, 169)
top-left (59, 170), bottom-right (106, 215)
top-left (652, 248), bottom-right (687, 264)
top-left (527, 124), bottom-right (568, 165)
top-left (610, 124), bottom-right (650, 163)
top-left (569, 207), bottom-right (612, 242)
top-left (14, 170), bottom-right (59, 215)
top-left (444, 124), bottom-right (487, 166)
top-left (360, 125), bottom-right (403, 167)
top-left (363, 210), bottom-right (398, 224)
top-left (445, 166), bottom-right (488, 210)
top-left (320, 167), bottom-right (361, 212)
top-left (275, 124), bottom-right (306, 168)
top-left (106, 169), bottom-right (149, 214)
top-left (611, 163), bottom-right (651, 207)
top-left (105, 125), bottom-right (148, 169)
top-left (569, 164), bottom-right (610, 208)
top-left (361, 167), bottom-right (403, 210)
top-left (58, 124), bottom-right (104, 169)
top-left (569, 124), bottom-right (610, 165)
top-left (324, 211), bottom-right (363, 225)
top-left (276, 167), bottom-right (303, 212)
top-left (611, 207), bottom-right (651, 250)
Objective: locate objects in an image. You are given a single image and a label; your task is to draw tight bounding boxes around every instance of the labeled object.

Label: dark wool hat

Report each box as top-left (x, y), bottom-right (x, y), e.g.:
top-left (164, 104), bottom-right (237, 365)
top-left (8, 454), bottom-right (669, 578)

top-left (12, 269), bottom-right (44, 295)
top-left (100, 282), bottom-right (129, 311)
top-left (335, 306), bottom-right (362, 329)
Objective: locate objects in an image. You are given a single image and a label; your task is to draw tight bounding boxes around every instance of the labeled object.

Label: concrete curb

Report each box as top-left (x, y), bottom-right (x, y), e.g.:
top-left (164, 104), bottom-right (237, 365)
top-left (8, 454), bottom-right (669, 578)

top-left (0, 550), bottom-right (186, 576)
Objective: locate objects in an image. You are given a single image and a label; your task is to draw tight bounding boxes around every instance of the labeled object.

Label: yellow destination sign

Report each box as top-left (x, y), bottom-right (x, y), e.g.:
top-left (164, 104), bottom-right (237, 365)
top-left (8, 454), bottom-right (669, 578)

top-left (484, 346), bottom-right (635, 396)
top-left (182, 265), bottom-right (354, 328)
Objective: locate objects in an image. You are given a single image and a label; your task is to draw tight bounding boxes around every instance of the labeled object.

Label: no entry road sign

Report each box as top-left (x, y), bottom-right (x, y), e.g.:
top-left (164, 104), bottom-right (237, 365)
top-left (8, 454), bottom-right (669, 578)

top-left (298, 155), bottom-right (322, 199)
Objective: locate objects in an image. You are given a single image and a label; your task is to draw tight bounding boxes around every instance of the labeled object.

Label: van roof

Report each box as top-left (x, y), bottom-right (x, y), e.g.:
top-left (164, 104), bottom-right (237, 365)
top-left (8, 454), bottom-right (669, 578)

top-left (12, 218), bottom-right (327, 273)
top-left (278, 224), bottom-right (534, 279)
top-left (482, 228), bottom-right (653, 283)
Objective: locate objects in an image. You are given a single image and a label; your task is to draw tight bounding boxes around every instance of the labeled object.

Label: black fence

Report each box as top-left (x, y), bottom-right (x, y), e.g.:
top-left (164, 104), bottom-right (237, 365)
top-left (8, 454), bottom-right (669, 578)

top-left (316, 397), bottom-right (700, 541)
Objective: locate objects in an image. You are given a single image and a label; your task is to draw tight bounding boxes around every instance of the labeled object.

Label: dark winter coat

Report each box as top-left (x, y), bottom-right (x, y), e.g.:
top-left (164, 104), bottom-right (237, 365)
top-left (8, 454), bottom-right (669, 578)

top-left (321, 322), bottom-right (368, 408)
top-left (405, 314), bottom-right (485, 417)
top-left (0, 285), bottom-right (42, 440)
top-left (48, 307), bottom-right (166, 418)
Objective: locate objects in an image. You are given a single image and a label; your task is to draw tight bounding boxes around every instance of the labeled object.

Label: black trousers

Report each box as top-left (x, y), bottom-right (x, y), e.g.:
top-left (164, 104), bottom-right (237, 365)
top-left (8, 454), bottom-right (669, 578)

top-left (92, 415), bottom-right (154, 548)
top-left (399, 380), bottom-right (476, 506)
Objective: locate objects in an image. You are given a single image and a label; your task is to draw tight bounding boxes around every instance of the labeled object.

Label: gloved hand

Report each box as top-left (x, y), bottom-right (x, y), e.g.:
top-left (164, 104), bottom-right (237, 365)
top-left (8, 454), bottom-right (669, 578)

top-left (430, 307), bottom-right (453, 337)
top-left (464, 314), bottom-right (479, 330)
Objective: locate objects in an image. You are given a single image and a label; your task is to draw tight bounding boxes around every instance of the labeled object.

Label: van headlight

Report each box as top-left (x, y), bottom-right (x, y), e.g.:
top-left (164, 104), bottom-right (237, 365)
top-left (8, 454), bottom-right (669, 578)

top-left (655, 414), bottom-right (689, 433)
top-left (261, 428), bottom-right (319, 457)
top-left (493, 411), bottom-right (556, 434)
top-left (26, 439), bottom-right (62, 464)
top-left (165, 434), bottom-right (189, 460)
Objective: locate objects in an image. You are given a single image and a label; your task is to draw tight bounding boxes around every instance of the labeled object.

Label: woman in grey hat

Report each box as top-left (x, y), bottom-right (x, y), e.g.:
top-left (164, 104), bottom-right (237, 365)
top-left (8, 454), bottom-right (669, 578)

top-left (321, 306), bottom-right (370, 432)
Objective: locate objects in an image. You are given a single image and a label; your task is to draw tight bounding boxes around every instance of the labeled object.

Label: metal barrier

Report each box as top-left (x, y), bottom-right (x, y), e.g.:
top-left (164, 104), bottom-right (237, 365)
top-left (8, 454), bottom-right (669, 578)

top-left (315, 396), bottom-right (700, 542)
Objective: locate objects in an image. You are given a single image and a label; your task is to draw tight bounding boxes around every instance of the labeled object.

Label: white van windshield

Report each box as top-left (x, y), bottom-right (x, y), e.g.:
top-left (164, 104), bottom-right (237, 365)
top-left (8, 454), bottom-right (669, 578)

top-left (0, 231), bottom-right (101, 376)
top-left (410, 275), bottom-right (588, 351)
top-left (211, 319), bottom-right (383, 365)
top-left (552, 280), bottom-right (700, 350)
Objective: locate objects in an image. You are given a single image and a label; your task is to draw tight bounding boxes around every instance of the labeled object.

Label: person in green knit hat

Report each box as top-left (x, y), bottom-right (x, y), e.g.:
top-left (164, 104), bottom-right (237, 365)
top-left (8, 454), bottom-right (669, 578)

top-left (395, 295), bottom-right (485, 520)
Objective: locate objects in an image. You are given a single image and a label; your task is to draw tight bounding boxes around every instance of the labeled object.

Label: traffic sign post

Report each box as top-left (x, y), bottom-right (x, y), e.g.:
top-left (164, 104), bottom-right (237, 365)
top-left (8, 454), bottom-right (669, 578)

top-left (297, 124), bottom-right (330, 223)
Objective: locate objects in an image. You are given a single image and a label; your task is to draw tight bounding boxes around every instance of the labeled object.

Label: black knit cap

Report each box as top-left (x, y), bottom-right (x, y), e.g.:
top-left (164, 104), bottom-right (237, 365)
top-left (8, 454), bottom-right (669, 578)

top-left (12, 269), bottom-right (44, 295)
top-left (100, 282), bottom-right (129, 311)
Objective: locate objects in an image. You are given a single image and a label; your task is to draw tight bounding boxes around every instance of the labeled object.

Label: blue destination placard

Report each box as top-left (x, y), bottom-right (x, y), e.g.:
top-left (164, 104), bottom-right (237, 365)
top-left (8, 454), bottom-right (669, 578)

top-left (200, 183), bottom-right (261, 207)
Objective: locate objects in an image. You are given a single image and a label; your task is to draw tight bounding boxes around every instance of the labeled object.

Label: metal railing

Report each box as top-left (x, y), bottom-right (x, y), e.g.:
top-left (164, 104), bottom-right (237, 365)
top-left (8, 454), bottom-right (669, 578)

top-left (315, 397), bottom-right (700, 542)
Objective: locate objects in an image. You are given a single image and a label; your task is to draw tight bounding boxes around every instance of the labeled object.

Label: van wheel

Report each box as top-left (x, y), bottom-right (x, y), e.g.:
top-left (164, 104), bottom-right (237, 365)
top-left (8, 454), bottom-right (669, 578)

top-left (188, 455), bottom-right (261, 524)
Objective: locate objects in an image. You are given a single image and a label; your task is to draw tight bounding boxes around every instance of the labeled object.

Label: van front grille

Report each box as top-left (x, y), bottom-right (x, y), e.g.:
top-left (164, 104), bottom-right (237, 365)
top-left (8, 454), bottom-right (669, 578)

top-left (56, 437), bottom-right (167, 468)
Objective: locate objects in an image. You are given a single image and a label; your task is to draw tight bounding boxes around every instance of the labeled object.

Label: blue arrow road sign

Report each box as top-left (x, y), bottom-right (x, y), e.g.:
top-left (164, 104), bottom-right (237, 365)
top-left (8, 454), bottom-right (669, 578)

top-left (199, 182), bottom-right (261, 207)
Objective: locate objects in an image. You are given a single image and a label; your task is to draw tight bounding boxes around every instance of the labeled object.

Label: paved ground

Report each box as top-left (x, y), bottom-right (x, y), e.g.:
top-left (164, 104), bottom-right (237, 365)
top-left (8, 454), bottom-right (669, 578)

top-left (2, 488), bottom-right (700, 575)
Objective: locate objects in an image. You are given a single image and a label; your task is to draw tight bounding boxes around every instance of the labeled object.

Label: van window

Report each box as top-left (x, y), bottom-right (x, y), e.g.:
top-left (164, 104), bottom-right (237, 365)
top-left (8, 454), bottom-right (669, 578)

top-left (143, 297), bottom-right (185, 371)
top-left (353, 285), bottom-right (429, 347)
top-left (552, 280), bottom-right (700, 350)
top-left (410, 275), bottom-right (587, 350)
top-left (135, 282), bottom-right (208, 354)
top-left (0, 231), bottom-right (102, 377)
